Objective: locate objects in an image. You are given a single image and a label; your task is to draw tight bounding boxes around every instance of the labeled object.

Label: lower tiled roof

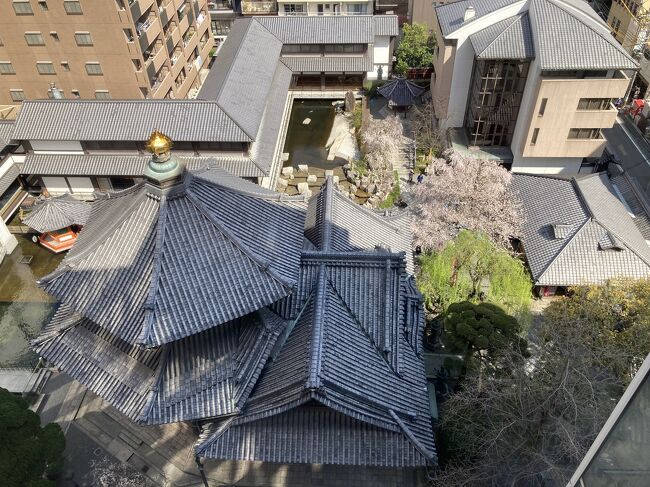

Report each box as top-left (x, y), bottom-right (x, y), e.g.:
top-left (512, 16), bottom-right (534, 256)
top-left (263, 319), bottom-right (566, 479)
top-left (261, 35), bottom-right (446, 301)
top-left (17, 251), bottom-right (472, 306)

top-left (22, 194), bottom-right (91, 233)
top-left (281, 53), bottom-right (373, 73)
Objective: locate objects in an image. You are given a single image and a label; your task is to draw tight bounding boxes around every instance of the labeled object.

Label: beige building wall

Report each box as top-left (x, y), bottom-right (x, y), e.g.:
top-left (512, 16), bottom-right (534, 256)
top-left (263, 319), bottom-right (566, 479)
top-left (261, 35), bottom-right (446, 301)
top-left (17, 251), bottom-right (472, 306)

top-left (0, 0), bottom-right (213, 118)
top-left (520, 76), bottom-right (630, 159)
top-left (430, 9), bottom-right (455, 123)
top-left (607, 0), bottom-right (648, 52)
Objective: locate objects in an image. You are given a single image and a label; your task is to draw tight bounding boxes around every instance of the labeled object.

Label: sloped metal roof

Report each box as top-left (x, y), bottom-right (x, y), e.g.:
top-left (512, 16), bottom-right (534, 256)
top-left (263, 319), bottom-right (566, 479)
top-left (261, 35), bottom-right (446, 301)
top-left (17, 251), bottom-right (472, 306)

top-left (470, 13), bottom-right (535, 59)
top-left (512, 172), bottom-right (650, 286)
top-left (12, 100), bottom-right (252, 142)
top-left (22, 194), bottom-right (91, 233)
top-left (377, 77), bottom-right (426, 107)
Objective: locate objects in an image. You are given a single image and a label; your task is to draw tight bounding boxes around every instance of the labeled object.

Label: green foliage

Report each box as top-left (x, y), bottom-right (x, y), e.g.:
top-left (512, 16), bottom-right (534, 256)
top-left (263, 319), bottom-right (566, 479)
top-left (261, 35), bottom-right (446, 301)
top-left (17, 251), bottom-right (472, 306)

top-left (351, 159), bottom-right (368, 177)
top-left (394, 59), bottom-right (409, 75)
top-left (417, 230), bottom-right (532, 322)
top-left (378, 171), bottom-right (401, 209)
top-left (543, 279), bottom-right (650, 382)
top-left (395, 23), bottom-right (435, 70)
top-left (352, 103), bottom-right (363, 132)
top-left (444, 301), bottom-right (528, 360)
top-left (0, 387), bottom-right (66, 487)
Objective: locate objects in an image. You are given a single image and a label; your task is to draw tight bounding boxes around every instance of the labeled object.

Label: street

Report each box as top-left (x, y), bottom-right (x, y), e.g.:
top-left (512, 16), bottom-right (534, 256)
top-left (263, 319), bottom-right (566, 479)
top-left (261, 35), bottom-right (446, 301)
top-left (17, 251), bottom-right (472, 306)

top-left (602, 115), bottom-right (650, 197)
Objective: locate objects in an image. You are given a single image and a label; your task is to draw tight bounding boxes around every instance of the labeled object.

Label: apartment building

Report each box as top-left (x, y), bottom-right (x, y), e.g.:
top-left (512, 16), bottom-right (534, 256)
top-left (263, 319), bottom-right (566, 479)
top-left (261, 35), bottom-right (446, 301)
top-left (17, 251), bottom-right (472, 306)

top-left (607, 0), bottom-right (649, 52)
top-left (430, 0), bottom-right (638, 174)
top-left (208, 0), bottom-right (239, 49)
top-left (0, 0), bottom-right (214, 119)
top-left (276, 0), bottom-right (373, 16)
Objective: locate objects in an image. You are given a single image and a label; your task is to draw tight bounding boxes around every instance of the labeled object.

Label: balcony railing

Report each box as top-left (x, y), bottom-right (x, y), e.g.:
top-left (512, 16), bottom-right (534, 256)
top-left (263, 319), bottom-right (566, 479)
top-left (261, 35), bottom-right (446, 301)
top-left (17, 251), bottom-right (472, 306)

top-left (136, 14), bottom-right (157, 37)
top-left (241, 1), bottom-right (276, 14)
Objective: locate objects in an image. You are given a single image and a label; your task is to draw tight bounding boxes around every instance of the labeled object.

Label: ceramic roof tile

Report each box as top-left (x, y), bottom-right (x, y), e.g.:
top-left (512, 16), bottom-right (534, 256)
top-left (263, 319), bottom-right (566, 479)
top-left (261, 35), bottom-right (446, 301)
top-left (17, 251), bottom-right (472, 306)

top-left (530, 0), bottom-right (637, 70)
top-left (377, 78), bottom-right (426, 106)
top-left (373, 15), bottom-right (400, 36)
top-left (197, 19), bottom-right (283, 139)
top-left (21, 153), bottom-right (264, 178)
top-left (22, 194), bottom-right (91, 233)
top-left (281, 53), bottom-right (373, 73)
top-left (254, 15), bottom-right (376, 44)
top-left (12, 100), bottom-right (251, 142)
top-left (512, 173), bottom-right (650, 286)
top-left (0, 163), bottom-right (20, 196)
top-left (470, 13), bottom-right (535, 59)
top-left (611, 174), bottom-right (650, 240)
top-left (435, 0), bottom-right (521, 36)
top-left (40, 170), bottom-right (304, 346)
top-left (0, 121), bottom-right (15, 149)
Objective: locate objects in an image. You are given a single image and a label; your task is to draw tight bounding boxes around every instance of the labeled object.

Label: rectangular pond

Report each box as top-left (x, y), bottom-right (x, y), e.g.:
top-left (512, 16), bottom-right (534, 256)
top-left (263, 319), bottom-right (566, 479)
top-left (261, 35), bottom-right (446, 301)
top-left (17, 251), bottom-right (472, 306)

top-left (0, 234), bottom-right (63, 367)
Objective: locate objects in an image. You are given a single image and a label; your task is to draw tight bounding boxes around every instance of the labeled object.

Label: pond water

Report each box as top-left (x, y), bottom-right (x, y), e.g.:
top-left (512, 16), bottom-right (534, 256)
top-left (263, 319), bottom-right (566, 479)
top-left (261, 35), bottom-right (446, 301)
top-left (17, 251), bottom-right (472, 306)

top-left (0, 234), bottom-right (63, 367)
top-left (283, 99), bottom-right (337, 170)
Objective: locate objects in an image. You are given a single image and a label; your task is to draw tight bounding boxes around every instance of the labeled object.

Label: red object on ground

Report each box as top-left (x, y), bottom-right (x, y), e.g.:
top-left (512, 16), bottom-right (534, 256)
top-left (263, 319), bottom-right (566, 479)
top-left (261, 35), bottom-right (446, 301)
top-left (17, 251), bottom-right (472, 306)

top-left (37, 226), bottom-right (79, 253)
top-left (631, 99), bottom-right (645, 117)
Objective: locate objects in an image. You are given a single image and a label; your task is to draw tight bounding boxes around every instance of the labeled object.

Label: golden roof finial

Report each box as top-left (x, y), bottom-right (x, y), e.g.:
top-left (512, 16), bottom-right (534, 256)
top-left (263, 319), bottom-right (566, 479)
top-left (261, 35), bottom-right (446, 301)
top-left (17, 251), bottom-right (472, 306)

top-left (146, 130), bottom-right (173, 157)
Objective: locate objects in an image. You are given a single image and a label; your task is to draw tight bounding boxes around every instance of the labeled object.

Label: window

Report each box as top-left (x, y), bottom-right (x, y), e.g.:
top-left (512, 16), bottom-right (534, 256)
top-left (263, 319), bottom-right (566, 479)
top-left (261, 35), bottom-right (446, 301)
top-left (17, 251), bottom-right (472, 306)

top-left (74, 32), bottom-right (93, 46)
top-left (123, 28), bottom-right (134, 42)
top-left (38, 0), bottom-right (48, 10)
top-left (12, 1), bottom-right (33, 14)
top-left (71, 89), bottom-right (80, 98)
top-left (348, 3), bottom-right (367, 14)
top-left (577, 98), bottom-right (613, 110)
top-left (25, 32), bottom-right (45, 45)
top-left (568, 128), bottom-right (603, 139)
top-left (0, 62), bottom-right (16, 75)
top-left (10, 89), bottom-right (26, 102)
top-left (132, 59), bottom-right (142, 71)
top-left (531, 128), bottom-right (539, 145)
top-left (36, 61), bottom-right (55, 74)
top-left (210, 19), bottom-right (232, 36)
top-left (60, 61), bottom-right (70, 71)
top-left (283, 3), bottom-right (304, 14)
top-left (85, 62), bottom-right (102, 75)
top-left (115, 0), bottom-right (125, 9)
top-left (538, 98), bottom-right (547, 116)
top-left (95, 90), bottom-right (110, 99)
top-left (63, 0), bottom-right (82, 14)
top-left (47, 87), bottom-right (64, 99)
top-left (50, 31), bottom-right (59, 41)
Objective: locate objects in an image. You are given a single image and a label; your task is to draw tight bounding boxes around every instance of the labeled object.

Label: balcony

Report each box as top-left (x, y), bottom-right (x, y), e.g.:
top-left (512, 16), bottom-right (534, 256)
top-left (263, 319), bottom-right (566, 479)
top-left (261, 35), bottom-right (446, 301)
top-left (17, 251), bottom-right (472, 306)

top-left (241, 1), bottom-right (276, 14)
top-left (208, 0), bottom-right (232, 10)
top-left (145, 39), bottom-right (166, 71)
top-left (150, 66), bottom-right (171, 97)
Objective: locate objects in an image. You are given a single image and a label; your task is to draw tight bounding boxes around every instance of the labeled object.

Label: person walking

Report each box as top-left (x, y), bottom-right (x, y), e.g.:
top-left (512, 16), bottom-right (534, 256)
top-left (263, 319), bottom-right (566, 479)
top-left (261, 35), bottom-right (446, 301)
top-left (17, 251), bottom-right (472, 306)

top-left (417, 173), bottom-right (424, 184)
top-left (408, 169), bottom-right (414, 184)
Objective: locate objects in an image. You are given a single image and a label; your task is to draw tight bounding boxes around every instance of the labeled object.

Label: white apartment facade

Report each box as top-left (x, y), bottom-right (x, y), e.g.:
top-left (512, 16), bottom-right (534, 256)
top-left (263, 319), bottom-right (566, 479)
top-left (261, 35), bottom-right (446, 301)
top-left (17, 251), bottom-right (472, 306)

top-left (277, 0), bottom-right (372, 16)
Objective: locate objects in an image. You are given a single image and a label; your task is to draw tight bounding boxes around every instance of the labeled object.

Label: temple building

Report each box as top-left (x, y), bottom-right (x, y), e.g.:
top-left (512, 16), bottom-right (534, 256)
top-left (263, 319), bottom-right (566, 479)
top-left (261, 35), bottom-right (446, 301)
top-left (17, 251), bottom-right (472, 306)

top-left (32, 132), bottom-right (436, 471)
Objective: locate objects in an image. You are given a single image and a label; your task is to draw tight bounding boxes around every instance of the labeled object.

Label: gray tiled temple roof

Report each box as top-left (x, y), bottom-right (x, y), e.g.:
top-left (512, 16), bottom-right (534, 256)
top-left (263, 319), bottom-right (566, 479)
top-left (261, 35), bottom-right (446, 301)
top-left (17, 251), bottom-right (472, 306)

top-left (197, 178), bottom-right (434, 467)
top-left (22, 194), bottom-right (91, 233)
top-left (281, 53), bottom-right (373, 73)
top-left (197, 19), bottom-right (284, 139)
top-left (21, 153), bottom-right (265, 178)
top-left (0, 120), bottom-right (14, 149)
top-left (12, 100), bottom-right (252, 142)
top-left (530, 0), bottom-right (637, 70)
top-left (0, 163), bottom-right (20, 196)
top-left (373, 14), bottom-right (400, 36)
top-left (435, 0), bottom-right (520, 36)
top-left (610, 174), bottom-right (650, 240)
top-left (254, 15), bottom-right (380, 44)
top-left (470, 13), bottom-right (535, 59)
top-left (39, 170), bottom-right (306, 347)
top-left (377, 77), bottom-right (426, 107)
top-left (33, 171), bottom-right (434, 466)
top-left (436, 0), bottom-right (636, 70)
top-left (512, 173), bottom-right (650, 286)
top-left (33, 306), bottom-right (287, 424)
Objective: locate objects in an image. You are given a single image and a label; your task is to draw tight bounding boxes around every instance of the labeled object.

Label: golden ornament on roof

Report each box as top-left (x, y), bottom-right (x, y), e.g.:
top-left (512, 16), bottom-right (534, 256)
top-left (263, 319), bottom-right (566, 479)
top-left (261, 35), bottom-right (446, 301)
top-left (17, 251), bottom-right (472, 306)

top-left (146, 130), bottom-right (173, 156)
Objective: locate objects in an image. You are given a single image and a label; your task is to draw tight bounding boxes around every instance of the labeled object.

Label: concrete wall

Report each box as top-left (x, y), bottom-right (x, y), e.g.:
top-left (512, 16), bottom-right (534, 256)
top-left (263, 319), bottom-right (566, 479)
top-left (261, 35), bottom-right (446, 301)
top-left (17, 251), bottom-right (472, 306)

top-left (434, 0), bottom-right (527, 128)
top-left (368, 36), bottom-right (391, 80)
top-left (517, 76), bottom-right (630, 160)
top-left (277, 1), bottom-right (372, 15)
top-left (30, 140), bottom-right (83, 153)
top-left (511, 156), bottom-right (583, 174)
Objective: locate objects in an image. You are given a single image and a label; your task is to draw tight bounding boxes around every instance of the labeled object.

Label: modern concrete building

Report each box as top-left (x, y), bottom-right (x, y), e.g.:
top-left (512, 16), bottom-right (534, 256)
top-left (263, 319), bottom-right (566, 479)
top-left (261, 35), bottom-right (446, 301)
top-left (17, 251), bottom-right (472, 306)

top-left (0, 0), bottom-right (214, 119)
top-left (607, 0), bottom-right (649, 53)
top-left (275, 0), bottom-right (373, 16)
top-left (429, 0), bottom-right (638, 174)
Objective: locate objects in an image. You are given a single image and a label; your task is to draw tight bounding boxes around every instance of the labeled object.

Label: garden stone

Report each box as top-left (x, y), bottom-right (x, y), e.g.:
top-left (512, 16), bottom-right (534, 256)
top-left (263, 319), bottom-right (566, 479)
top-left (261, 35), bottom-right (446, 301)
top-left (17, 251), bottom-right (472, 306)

top-left (281, 167), bottom-right (294, 177)
top-left (345, 91), bottom-right (355, 112)
top-left (277, 178), bottom-right (288, 189)
top-left (297, 182), bottom-right (310, 194)
top-left (367, 183), bottom-right (377, 194)
top-left (324, 169), bottom-right (334, 177)
top-left (298, 164), bottom-right (309, 173)
top-left (333, 175), bottom-right (340, 184)
top-left (303, 189), bottom-right (313, 198)
top-left (306, 174), bottom-right (318, 183)
top-left (349, 184), bottom-right (357, 194)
